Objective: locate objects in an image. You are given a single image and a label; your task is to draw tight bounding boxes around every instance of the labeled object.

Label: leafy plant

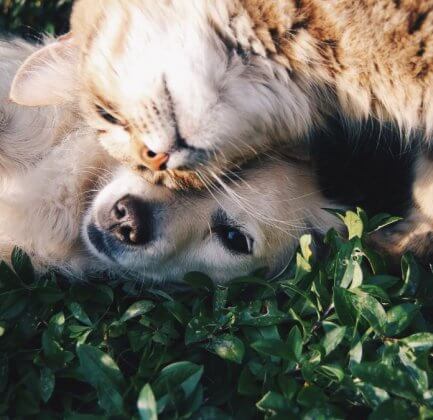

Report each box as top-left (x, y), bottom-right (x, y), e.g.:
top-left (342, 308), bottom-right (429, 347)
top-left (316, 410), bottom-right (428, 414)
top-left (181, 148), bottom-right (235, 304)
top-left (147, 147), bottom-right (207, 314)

top-left (0, 0), bottom-right (72, 37)
top-left (1, 209), bottom-right (433, 418)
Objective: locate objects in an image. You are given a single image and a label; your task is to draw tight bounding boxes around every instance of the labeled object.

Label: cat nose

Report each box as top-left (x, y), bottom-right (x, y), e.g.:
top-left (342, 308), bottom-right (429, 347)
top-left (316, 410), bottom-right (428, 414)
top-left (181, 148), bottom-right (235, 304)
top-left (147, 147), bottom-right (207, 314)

top-left (140, 147), bottom-right (169, 171)
top-left (99, 195), bottom-right (154, 246)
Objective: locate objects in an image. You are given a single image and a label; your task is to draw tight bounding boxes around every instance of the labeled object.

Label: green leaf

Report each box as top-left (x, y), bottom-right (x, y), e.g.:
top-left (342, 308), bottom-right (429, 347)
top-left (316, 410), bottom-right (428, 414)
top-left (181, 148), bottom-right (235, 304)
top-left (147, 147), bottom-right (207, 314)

top-left (251, 339), bottom-right (293, 361)
top-left (208, 334), bottom-right (245, 364)
top-left (237, 299), bottom-right (290, 327)
top-left (297, 385), bottom-right (327, 407)
top-left (238, 367), bottom-right (262, 396)
top-left (0, 290), bottom-right (28, 320)
top-left (352, 362), bottom-right (420, 401)
top-left (401, 333), bottom-right (433, 351)
top-left (11, 247), bottom-right (35, 284)
top-left (333, 241), bottom-right (363, 289)
top-left (185, 315), bottom-right (213, 345)
top-left (68, 302), bottom-right (93, 327)
top-left (396, 253), bottom-right (421, 297)
top-left (34, 286), bottom-right (65, 304)
top-left (300, 234), bottom-right (313, 263)
top-left (385, 303), bottom-right (419, 336)
top-left (321, 325), bottom-right (347, 356)
top-left (315, 364), bottom-right (345, 383)
top-left (164, 301), bottom-right (191, 325)
top-left (358, 284), bottom-right (390, 302)
top-left (256, 391), bottom-right (292, 415)
top-left (367, 213), bottom-right (403, 233)
top-left (183, 272), bottom-right (213, 291)
top-left (398, 349), bottom-right (428, 395)
top-left (365, 275), bottom-right (400, 290)
top-left (287, 326), bottom-right (303, 361)
top-left (331, 208), bottom-right (366, 239)
top-left (357, 382), bottom-right (389, 409)
top-left (77, 344), bottom-right (125, 415)
top-left (349, 333), bottom-right (363, 367)
top-left (213, 285), bottom-right (229, 314)
top-left (0, 261), bottom-right (21, 289)
top-left (48, 312), bottom-right (66, 339)
top-left (278, 375), bottom-right (299, 400)
top-left (369, 399), bottom-right (411, 420)
top-left (152, 362), bottom-right (203, 413)
top-left (137, 384), bottom-right (157, 420)
top-left (42, 312), bottom-right (74, 368)
top-left (333, 287), bottom-right (357, 326)
top-left (40, 367), bottom-right (55, 403)
top-left (292, 252), bottom-right (313, 284)
top-left (93, 284), bottom-right (114, 305)
top-left (120, 300), bottom-right (155, 322)
top-left (350, 289), bottom-right (387, 334)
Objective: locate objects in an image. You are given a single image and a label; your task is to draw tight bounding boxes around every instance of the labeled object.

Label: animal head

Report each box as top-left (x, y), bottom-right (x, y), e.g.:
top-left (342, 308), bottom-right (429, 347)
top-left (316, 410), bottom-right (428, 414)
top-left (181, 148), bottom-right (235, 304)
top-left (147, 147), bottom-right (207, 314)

top-left (82, 156), bottom-right (337, 284)
top-left (10, 0), bottom-right (317, 187)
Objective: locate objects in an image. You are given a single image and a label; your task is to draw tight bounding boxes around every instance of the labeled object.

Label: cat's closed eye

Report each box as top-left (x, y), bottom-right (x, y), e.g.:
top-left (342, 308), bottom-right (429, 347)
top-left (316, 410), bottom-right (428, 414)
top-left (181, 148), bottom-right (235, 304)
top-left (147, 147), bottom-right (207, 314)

top-left (96, 105), bottom-right (122, 126)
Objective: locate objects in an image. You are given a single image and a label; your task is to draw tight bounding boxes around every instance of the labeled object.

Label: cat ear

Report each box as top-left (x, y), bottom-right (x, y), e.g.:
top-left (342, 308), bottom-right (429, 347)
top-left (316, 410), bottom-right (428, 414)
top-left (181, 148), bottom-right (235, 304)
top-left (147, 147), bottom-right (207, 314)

top-left (10, 35), bottom-right (79, 106)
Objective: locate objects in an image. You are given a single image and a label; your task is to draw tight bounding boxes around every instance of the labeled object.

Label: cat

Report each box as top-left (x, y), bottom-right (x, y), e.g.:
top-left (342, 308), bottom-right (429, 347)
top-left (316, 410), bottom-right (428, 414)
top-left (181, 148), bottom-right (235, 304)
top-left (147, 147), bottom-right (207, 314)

top-left (9, 0), bottom-right (433, 191)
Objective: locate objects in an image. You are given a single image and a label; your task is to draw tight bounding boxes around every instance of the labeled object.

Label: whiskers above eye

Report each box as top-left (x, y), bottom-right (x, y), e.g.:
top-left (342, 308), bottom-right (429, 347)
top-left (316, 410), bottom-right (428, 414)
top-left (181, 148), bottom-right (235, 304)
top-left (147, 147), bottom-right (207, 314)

top-left (194, 162), bottom-right (313, 239)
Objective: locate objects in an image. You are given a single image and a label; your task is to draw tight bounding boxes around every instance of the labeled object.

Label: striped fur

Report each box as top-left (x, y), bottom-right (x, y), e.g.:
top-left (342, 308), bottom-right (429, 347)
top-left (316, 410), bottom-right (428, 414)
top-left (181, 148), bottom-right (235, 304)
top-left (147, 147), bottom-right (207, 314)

top-left (10, 0), bottom-right (433, 187)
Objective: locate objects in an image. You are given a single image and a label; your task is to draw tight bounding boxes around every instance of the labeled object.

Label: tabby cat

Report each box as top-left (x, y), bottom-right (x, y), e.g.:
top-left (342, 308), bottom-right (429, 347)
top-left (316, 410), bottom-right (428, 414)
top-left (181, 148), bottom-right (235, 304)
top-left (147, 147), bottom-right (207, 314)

top-left (10, 0), bottom-right (433, 191)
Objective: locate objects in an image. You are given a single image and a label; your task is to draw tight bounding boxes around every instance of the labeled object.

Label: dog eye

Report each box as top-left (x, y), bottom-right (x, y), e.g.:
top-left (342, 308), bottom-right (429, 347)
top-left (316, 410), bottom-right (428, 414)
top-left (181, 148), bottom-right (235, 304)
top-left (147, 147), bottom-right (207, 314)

top-left (96, 105), bottom-right (121, 125)
top-left (214, 225), bottom-right (252, 255)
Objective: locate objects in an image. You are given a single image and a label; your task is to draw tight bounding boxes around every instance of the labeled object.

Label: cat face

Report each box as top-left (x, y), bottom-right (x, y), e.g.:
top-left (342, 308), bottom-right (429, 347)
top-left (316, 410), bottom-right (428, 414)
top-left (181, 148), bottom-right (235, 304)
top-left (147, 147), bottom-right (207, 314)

top-left (82, 157), bottom-right (336, 284)
top-left (10, 0), bottom-right (314, 185)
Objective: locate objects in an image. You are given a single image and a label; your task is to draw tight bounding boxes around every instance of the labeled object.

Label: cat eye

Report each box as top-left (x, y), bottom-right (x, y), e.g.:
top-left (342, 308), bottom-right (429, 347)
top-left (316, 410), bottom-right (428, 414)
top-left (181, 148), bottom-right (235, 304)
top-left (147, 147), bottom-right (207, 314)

top-left (213, 224), bottom-right (253, 255)
top-left (96, 105), bottom-right (121, 125)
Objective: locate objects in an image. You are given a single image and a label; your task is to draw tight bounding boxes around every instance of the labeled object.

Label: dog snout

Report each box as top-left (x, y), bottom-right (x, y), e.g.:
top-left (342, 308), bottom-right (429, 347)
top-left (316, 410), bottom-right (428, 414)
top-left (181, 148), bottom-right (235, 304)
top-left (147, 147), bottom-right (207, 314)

top-left (98, 195), bottom-right (154, 246)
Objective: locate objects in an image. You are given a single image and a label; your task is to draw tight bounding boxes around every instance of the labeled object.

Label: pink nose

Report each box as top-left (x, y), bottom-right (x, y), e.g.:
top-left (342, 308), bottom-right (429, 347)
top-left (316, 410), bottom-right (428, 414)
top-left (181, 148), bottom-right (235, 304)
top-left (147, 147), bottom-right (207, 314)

top-left (140, 148), bottom-right (169, 171)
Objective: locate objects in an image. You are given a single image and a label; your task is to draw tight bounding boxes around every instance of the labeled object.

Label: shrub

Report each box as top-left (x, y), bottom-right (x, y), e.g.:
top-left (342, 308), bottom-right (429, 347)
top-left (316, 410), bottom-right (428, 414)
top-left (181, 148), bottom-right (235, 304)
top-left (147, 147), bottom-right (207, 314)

top-left (1, 209), bottom-right (433, 418)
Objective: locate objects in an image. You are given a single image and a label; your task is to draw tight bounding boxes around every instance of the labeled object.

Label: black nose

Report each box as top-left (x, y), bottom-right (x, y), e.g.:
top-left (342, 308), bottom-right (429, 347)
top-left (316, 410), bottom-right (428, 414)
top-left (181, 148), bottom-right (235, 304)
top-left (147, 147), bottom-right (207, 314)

top-left (100, 195), bottom-right (153, 245)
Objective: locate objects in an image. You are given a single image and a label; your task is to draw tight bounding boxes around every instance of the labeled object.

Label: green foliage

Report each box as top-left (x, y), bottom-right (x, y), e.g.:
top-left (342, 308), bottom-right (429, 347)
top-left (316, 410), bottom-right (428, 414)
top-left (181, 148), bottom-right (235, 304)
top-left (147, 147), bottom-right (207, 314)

top-left (0, 0), bottom-right (72, 36)
top-left (1, 209), bottom-right (433, 418)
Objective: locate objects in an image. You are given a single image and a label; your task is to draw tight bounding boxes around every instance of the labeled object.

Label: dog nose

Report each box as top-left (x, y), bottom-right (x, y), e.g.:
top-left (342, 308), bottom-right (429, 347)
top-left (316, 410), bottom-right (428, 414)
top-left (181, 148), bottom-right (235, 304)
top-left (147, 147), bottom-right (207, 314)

top-left (140, 147), bottom-right (169, 171)
top-left (103, 196), bottom-right (153, 245)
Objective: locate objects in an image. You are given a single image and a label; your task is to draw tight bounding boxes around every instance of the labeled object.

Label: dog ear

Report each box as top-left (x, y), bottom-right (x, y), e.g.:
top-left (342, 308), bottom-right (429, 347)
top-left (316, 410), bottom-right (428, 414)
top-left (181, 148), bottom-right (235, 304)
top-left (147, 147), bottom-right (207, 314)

top-left (10, 35), bottom-right (78, 106)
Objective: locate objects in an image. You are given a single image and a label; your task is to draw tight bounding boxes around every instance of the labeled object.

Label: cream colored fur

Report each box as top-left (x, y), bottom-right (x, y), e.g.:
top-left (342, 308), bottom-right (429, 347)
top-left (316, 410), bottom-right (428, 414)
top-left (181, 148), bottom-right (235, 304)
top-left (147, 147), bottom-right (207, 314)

top-left (0, 39), bottom-right (111, 273)
top-left (10, 0), bottom-right (433, 187)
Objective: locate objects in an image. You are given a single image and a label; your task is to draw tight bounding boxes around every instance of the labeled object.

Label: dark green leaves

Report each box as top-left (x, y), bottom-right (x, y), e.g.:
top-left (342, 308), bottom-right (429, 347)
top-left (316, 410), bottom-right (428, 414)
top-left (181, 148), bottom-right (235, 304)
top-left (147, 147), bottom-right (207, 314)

top-left (207, 335), bottom-right (245, 364)
top-left (352, 362), bottom-right (421, 401)
top-left (120, 300), bottom-right (155, 322)
top-left (138, 384), bottom-right (157, 420)
top-left (39, 367), bottom-right (55, 403)
top-left (152, 362), bottom-right (203, 413)
top-left (385, 303), bottom-right (419, 336)
top-left (77, 344), bottom-right (125, 415)
top-left (1, 210), bottom-right (433, 418)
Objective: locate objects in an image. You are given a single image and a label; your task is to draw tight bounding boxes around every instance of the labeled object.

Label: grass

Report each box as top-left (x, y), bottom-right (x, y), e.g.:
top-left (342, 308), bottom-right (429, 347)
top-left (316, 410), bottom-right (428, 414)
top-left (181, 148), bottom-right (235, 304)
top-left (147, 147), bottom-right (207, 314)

top-left (1, 209), bottom-right (433, 419)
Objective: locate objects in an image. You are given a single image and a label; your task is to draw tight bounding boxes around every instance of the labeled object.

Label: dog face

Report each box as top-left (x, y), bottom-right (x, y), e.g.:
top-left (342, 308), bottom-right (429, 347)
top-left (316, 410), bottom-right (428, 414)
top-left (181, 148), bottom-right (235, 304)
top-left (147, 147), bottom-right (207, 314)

top-left (82, 158), bottom-right (337, 284)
